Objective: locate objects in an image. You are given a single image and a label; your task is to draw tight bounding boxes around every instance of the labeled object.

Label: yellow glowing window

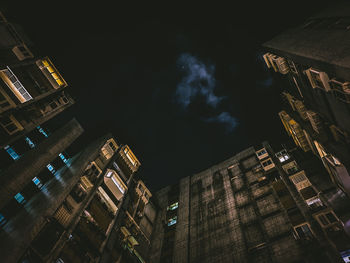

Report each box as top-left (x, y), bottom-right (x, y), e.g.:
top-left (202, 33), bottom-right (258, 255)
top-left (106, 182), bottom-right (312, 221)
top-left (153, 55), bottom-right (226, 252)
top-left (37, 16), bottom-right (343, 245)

top-left (38, 58), bottom-right (67, 88)
top-left (51, 73), bottom-right (59, 80)
top-left (42, 60), bottom-right (49, 67)
top-left (47, 66), bottom-right (54, 73)
top-left (56, 79), bottom-right (64, 86)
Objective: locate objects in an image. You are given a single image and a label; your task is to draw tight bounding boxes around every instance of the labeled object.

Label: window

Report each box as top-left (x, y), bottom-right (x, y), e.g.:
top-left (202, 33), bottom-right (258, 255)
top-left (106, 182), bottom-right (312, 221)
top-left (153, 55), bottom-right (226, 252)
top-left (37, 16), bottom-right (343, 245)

top-left (306, 197), bottom-right (323, 209)
top-left (257, 149), bottom-right (267, 156)
top-left (167, 202), bottom-right (179, 211)
top-left (287, 167), bottom-right (298, 174)
top-left (262, 159), bottom-right (272, 167)
top-left (124, 146), bottom-right (137, 166)
top-left (0, 213), bottom-right (6, 227)
top-left (289, 171), bottom-right (311, 191)
top-left (167, 216), bottom-right (177, 226)
top-left (0, 67), bottom-right (33, 103)
top-left (0, 89), bottom-right (13, 111)
top-left (275, 149), bottom-right (290, 163)
top-left (109, 141), bottom-right (117, 151)
top-left (0, 115), bottom-right (23, 135)
top-left (49, 101), bottom-right (58, 110)
top-left (111, 175), bottom-right (125, 194)
top-left (37, 58), bottom-right (67, 88)
top-left (12, 44), bottom-right (34, 61)
top-left (32, 177), bottom-right (43, 189)
top-left (14, 193), bottom-right (25, 204)
top-left (316, 211), bottom-right (338, 227)
top-left (37, 126), bottom-right (49, 138)
top-left (294, 223), bottom-right (313, 239)
top-left (330, 78), bottom-right (350, 104)
top-left (47, 163), bottom-right (56, 174)
top-left (25, 137), bottom-right (35, 148)
top-left (4, 145), bottom-right (20, 160)
top-left (59, 153), bottom-right (68, 164)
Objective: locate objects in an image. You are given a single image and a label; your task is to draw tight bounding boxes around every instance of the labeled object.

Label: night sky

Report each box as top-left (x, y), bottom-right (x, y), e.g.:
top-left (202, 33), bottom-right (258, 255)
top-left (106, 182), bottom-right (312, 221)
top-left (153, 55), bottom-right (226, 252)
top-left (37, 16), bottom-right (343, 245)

top-left (3, 1), bottom-right (332, 190)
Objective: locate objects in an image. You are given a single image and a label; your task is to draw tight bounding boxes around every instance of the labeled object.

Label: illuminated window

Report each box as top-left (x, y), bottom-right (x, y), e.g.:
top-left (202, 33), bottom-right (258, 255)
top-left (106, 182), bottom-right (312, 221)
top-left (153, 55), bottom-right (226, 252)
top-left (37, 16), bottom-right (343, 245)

top-left (47, 163), bottom-right (56, 174)
top-left (32, 177), bottom-right (42, 189)
top-left (0, 213), bottom-right (6, 227)
top-left (123, 146), bottom-right (138, 167)
top-left (38, 58), bottom-right (67, 88)
top-left (25, 137), bottom-right (35, 148)
top-left (167, 202), bottom-right (179, 211)
top-left (4, 145), bottom-right (20, 160)
top-left (168, 216), bottom-right (177, 226)
top-left (37, 126), bottom-right (49, 137)
top-left (106, 171), bottom-right (113, 178)
top-left (111, 176), bottom-right (125, 194)
top-left (14, 192), bottom-right (25, 204)
top-left (275, 149), bottom-right (290, 163)
top-left (0, 115), bottom-right (23, 135)
top-left (59, 153), bottom-right (68, 164)
top-left (0, 67), bottom-right (33, 103)
top-left (306, 197), bottom-right (323, 209)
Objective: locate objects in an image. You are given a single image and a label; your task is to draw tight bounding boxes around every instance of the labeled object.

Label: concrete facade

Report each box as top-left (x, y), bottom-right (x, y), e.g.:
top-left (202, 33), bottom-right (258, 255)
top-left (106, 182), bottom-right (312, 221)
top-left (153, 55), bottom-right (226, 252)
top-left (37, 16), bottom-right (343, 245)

top-left (150, 143), bottom-right (348, 263)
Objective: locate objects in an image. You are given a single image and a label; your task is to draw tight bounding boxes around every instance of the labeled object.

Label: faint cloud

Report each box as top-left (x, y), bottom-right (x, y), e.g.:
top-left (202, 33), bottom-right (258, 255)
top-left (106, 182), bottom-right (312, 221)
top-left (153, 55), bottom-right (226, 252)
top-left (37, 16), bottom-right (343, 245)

top-left (205, 112), bottom-right (238, 132)
top-left (175, 53), bottom-right (224, 108)
top-left (175, 53), bottom-right (238, 133)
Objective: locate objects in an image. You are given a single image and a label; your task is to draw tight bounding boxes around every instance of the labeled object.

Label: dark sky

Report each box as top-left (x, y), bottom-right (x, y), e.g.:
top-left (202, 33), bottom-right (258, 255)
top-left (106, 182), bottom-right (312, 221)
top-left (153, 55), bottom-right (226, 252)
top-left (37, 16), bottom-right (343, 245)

top-left (3, 1), bottom-right (332, 190)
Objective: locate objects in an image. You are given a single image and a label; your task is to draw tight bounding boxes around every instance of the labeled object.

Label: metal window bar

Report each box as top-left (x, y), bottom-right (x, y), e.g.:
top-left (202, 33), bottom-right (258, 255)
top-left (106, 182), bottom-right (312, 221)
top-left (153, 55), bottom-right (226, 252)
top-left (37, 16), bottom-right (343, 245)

top-left (3, 67), bottom-right (32, 101)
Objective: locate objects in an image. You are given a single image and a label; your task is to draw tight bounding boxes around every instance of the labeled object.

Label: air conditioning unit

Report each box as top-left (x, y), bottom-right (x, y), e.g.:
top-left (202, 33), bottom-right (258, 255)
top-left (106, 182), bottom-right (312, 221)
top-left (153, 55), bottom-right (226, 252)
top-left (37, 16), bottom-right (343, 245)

top-left (306, 111), bottom-right (322, 134)
top-left (305, 68), bottom-right (330, 91)
top-left (12, 44), bottom-right (34, 61)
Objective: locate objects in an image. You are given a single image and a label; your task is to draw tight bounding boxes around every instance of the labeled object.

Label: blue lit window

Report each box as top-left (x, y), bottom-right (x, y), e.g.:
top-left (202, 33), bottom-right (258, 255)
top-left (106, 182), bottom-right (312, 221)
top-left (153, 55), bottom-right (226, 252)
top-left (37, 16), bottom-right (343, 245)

top-left (37, 126), bottom-right (49, 138)
top-left (167, 202), bottom-right (179, 211)
top-left (14, 193), bottom-right (25, 204)
top-left (32, 177), bottom-right (42, 188)
top-left (0, 213), bottom-right (6, 227)
top-left (167, 216), bottom-right (177, 226)
top-left (59, 153), bottom-right (68, 164)
top-left (47, 163), bottom-right (56, 174)
top-left (4, 145), bottom-right (20, 160)
top-left (25, 137), bottom-right (35, 148)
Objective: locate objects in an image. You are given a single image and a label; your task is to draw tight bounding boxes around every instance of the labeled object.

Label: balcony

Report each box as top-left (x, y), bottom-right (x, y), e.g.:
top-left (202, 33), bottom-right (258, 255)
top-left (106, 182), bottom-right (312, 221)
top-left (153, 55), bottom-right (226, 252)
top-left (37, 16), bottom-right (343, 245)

top-left (0, 66), bottom-right (33, 103)
top-left (263, 53), bottom-right (290, 74)
top-left (330, 78), bottom-right (350, 104)
top-left (305, 68), bottom-right (330, 91)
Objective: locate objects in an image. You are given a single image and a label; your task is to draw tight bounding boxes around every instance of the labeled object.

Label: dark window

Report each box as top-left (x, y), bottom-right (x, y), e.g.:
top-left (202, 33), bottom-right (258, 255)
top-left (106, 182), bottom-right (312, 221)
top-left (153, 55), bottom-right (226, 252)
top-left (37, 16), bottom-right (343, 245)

top-left (50, 102), bottom-right (58, 109)
top-left (326, 212), bottom-right (337, 223)
top-left (318, 215), bottom-right (329, 226)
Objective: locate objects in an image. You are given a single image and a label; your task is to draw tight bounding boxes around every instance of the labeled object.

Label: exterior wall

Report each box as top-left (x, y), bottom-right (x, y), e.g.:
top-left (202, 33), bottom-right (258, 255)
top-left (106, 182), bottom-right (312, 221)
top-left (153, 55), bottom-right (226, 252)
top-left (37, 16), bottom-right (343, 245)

top-left (0, 118), bottom-right (83, 209)
top-left (150, 144), bottom-right (334, 263)
top-left (262, 3), bottom-right (350, 197)
top-left (0, 134), bottom-right (111, 263)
